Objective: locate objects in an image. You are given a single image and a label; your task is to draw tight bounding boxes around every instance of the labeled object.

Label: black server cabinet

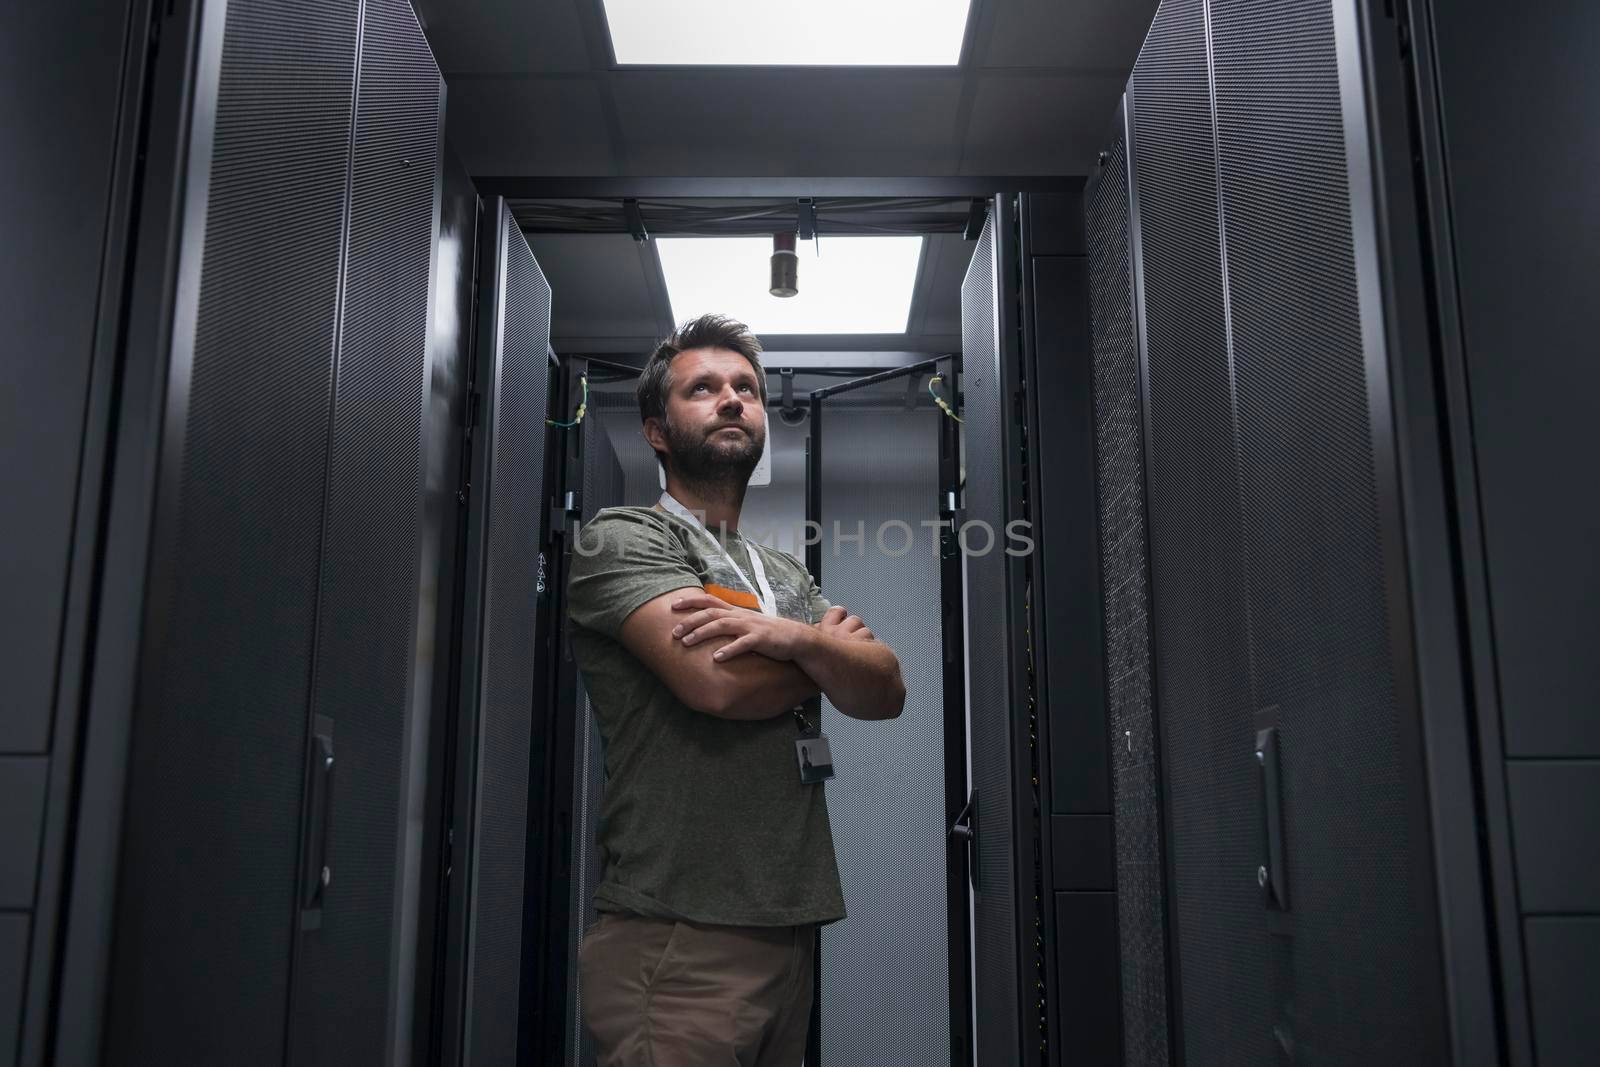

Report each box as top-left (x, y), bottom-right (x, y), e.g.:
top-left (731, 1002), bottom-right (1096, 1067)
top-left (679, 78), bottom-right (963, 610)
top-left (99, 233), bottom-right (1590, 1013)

top-left (1404, 2), bottom-right (1600, 1062)
top-left (1085, 0), bottom-right (1510, 1063)
top-left (1084, 114), bottom-right (1173, 1067)
top-left (411, 144), bottom-right (483, 1067)
top-left (45, 0), bottom-right (449, 1062)
top-left (4, 1), bottom-right (142, 1062)
top-left (286, 0), bottom-right (446, 1059)
top-left (1017, 191), bottom-right (1127, 1067)
top-left (1125, 4), bottom-right (1267, 1061)
top-left (442, 197), bottom-right (553, 1067)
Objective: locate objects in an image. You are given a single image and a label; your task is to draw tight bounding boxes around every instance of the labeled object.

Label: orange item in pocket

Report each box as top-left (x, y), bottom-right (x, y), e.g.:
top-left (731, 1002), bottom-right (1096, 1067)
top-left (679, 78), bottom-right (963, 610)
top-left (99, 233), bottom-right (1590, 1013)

top-left (703, 583), bottom-right (760, 611)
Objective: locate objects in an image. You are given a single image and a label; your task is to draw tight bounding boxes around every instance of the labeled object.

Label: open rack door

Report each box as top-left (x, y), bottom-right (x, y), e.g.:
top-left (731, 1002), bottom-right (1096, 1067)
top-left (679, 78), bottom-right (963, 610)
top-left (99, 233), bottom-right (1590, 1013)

top-left (444, 196), bottom-right (552, 1066)
top-left (956, 200), bottom-right (1042, 1067)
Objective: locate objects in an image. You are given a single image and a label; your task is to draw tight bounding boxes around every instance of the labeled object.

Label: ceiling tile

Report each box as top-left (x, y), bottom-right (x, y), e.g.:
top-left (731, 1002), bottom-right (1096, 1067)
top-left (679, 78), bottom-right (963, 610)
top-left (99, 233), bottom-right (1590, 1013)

top-left (982, 0), bottom-right (1157, 72)
top-left (445, 77), bottom-right (616, 175)
top-left (414, 0), bottom-right (592, 74)
top-left (961, 73), bottom-right (1124, 175)
top-left (611, 71), bottom-right (964, 175)
top-left (524, 234), bottom-right (664, 340)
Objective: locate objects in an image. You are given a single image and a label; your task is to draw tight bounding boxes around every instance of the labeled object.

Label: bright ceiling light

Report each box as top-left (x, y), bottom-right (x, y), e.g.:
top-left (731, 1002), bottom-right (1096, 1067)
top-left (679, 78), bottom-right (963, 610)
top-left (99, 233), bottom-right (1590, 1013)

top-left (656, 236), bottom-right (924, 335)
top-left (602, 0), bottom-right (972, 66)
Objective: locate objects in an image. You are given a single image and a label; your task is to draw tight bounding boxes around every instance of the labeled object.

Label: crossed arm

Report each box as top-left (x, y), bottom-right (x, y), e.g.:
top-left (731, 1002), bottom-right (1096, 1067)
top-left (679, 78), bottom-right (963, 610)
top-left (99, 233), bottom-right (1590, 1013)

top-left (617, 588), bottom-right (906, 722)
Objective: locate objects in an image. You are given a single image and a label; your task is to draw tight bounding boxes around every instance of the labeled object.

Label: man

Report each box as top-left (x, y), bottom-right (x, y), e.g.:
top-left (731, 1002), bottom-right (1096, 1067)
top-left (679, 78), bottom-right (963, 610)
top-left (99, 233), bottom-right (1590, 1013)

top-left (566, 313), bottom-right (906, 1066)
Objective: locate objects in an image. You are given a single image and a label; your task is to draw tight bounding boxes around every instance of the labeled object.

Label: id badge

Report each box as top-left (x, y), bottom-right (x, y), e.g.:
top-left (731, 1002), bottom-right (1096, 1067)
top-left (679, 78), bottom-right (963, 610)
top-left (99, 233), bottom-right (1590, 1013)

top-left (796, 735), bottom-right (835, 784)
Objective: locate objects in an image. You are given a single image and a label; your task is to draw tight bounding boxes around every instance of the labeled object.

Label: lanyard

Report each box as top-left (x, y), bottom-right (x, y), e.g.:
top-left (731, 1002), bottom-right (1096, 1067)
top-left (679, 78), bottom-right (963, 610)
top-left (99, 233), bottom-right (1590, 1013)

top-left (657, 492), bottom-right (778, 617)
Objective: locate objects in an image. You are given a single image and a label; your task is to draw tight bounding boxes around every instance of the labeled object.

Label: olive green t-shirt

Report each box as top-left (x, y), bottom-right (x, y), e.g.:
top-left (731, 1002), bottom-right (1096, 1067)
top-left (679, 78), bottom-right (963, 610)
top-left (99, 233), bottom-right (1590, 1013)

top-left (564, 504), bottom-right (846, 927)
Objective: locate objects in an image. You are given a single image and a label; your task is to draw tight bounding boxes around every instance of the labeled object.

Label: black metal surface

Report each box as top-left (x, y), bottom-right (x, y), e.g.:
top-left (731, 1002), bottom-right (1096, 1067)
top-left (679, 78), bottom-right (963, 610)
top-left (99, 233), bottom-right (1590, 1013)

top-left (959, 202), bottom-right (1037, 1067)
top-left (804, 393), bottom-right (823, 1067)
top-left (1, 0), bottom-right (131, 755)
top-left (1210, 0), bottom-right (1444, 1059)
top-left (810, 357), bottom-right (947, 400)
top-left (414, 145), bottom-right (481, 1067)
top-left (0, 759), bottom-right (48, 911)
top-left (16, 4), bottom-right (149, 1051)
top-left (462, 201), bottom-right (551, 1065)
top-left (1022, 192), bottom-right (1088, 257)
top-left (288, 0), bottom-right (442, 1059)
top-left (1339, 3), bottom-right (1509, 1060)
top-left (1119, 0), bottom-right (1460, 1061)
top-left (522, 361), bottom-right (582, 1067)
top-left (1085, 103), bottom-right (1171, 1067)
top-left (1523, 917), bottom-right (1600, 1063)
top-left (1018, 188), bottom-right (1120, 1067)
top-left (1128, 0), bottom-right (1263, 1061)
top-left (513, 196), bottom-right (975, 238)
top-left (101, 0), bottom-right (359, 1060)
top-left (0, 915), bottom-right (24, 1059)
top-left (1506, 762), bottom-right (1600, 914)
top-left (1026, 254), bottom-right (1108, 819)
top-left (477, 177), bottom-right (1089, 200)
top-left (1049, 817), bottom-right (1115, 892)
top-left (938, 377), bottom-right (974, 1067)
top-left (1052, 893), bottom-right (1121, 1064)
top-left (1419, 5), bottom-right (1600, 1048)
top-left (1426, 0), bottom-right (1600, 757)
top-left (48, 0), bottom-right (219, 1058)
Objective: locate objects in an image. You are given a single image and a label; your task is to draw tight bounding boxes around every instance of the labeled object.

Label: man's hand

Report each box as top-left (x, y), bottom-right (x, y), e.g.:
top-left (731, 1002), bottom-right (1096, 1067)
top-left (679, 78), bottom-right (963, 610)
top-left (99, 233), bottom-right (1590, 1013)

top-left (670, 592), bottom-right (818, 663)
top-left (671, 592), bottom-right (903, 720)
top-left (795, 604), bottom-right (905, 721)
top-left (816, 604), bottom-right (875, 643)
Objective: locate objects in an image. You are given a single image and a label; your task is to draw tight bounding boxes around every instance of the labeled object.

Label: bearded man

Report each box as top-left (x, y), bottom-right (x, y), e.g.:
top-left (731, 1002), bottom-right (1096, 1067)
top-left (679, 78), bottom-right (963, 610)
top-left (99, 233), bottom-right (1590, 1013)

top-left (566, 313), bottom-right (905, 1066)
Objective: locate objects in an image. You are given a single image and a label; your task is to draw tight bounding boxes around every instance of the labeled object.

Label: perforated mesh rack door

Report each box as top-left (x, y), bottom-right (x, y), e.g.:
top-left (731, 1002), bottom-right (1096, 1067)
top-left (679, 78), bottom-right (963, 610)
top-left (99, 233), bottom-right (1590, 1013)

top-left (463, 200), bottom-right (553, 1064)
top-left (1086, 113), bottom-right (1171, 1067)
top-left (288, 0), bottom-right (442, 1059)
top-left (1129, 0), bottom-right (1267, 1061)
top-left (104, 1), bottom-right (360, 1060)
top-left (1208, 0), bottom-right (1443, 1059)
top-left (816, 382), bottom-right (949, 1067)
top-left (1125, 0), bottom-right (1450, 1062)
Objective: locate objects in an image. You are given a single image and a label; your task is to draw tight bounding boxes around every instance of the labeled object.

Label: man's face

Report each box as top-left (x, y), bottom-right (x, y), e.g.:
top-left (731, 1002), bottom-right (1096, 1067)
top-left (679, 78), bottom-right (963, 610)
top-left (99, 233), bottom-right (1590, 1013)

top-left (652, 347), bottom-right (767, 485)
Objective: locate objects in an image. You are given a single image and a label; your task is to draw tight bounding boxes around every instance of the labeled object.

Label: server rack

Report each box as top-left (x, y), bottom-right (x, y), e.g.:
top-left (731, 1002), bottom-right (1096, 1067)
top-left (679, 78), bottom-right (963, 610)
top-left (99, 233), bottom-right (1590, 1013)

top-left (1079, 0), bottom-right (1587, 1062)
top-left (17, 2), bottom-right (531, 1063)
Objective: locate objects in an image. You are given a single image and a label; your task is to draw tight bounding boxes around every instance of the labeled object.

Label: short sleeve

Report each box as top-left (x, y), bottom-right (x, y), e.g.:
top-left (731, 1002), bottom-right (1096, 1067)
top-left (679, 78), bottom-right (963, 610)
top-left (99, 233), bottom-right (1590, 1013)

top-left (805, 574), bottom-right (833, 625)
top-left (566, 509), bottom-right (704, 640)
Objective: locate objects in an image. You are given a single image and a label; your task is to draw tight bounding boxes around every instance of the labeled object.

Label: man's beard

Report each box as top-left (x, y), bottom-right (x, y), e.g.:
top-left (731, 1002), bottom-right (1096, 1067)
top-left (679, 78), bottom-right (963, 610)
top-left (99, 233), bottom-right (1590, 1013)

top-left (663, 415), bottom-right (765, 490)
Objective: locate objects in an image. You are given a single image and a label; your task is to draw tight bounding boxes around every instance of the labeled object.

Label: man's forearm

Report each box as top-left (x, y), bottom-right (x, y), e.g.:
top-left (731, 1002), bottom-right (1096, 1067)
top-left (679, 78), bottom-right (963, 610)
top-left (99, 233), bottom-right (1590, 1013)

top-left (792, 630), bottom-right (905, 720)
top-left (701, 636), bottom-right (821, 720)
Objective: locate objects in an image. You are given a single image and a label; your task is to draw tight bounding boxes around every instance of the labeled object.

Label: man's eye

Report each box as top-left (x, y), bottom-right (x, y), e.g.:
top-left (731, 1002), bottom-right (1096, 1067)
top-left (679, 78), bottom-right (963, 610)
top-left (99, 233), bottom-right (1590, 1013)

top-left (692, 384), bottom-right (708, 393)
top-left (738, 384), bottom-right (755, 393)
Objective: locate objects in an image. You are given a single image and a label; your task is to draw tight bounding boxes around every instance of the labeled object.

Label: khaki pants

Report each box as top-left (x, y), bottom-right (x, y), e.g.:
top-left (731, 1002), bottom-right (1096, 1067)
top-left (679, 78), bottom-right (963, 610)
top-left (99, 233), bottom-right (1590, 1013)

top-left (577, 911), bottom-right (816, 1067)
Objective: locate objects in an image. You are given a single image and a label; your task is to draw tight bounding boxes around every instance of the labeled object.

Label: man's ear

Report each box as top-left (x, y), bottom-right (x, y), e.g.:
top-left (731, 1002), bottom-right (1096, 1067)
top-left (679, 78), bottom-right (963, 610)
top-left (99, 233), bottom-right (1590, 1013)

top-left (643, 417), bottom-right (673, 480)
top-left (642, 415), bottom-right (667, 455)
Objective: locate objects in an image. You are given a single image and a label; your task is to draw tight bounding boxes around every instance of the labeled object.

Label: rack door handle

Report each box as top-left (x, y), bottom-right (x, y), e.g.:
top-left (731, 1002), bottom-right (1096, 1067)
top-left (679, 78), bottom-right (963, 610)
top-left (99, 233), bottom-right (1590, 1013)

top-left (1255, 726), bottom-right (1289, 910)
top-left (949, 789), bottom-right (978, 891)
top-left (300, 716), bottom-right (336, 923)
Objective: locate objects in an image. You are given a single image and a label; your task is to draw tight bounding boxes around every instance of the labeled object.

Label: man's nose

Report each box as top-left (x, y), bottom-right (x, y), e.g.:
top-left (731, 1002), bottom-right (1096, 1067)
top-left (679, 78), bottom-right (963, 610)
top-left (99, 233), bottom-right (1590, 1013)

top-left (716, 387), bottom-right (744, 414)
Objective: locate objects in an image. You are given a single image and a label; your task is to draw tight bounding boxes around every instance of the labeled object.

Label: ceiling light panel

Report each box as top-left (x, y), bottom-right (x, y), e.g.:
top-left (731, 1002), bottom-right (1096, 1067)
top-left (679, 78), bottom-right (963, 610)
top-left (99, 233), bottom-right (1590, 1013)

top-left (602, 0), bottom-right (972, 66)
top-left (656, 236), bottom-right (924, 335)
